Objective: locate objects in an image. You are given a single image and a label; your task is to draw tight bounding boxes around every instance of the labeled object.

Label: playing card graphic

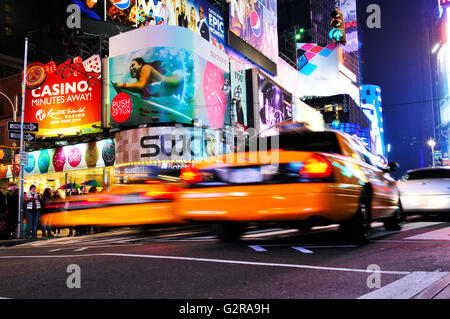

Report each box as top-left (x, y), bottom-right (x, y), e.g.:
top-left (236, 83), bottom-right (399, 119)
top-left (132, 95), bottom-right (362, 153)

top-left (83, 55), bottom-right (101, 73)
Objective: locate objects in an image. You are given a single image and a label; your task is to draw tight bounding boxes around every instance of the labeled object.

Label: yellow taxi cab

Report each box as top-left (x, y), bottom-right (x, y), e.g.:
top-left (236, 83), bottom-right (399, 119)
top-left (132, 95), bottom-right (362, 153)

top-left (44, 167), bottom-right (185, 228)
top-left (174, 129), bottom-right (403, 243)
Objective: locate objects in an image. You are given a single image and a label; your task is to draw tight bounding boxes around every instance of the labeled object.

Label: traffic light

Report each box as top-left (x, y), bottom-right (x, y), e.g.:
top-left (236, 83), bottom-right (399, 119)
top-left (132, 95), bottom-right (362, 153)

top-left (295, 27), bottom-right (306, 41)
top-left (329, 9), bottom-right (346, 45)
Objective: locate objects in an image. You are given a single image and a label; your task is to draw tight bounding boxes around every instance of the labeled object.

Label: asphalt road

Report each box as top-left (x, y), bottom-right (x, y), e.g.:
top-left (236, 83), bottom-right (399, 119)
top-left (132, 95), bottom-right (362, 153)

top-left (0, 216), bottom-right (449, 306)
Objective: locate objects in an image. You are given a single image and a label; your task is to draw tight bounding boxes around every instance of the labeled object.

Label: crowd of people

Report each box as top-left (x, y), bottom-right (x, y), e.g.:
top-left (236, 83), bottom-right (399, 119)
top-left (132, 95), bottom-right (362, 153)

top-left (0, 183), bottom-right (99, 240)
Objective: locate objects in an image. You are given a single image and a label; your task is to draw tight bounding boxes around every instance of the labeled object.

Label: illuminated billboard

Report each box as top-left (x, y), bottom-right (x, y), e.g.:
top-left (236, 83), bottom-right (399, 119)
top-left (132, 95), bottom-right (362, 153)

top-left (115, 126), bottom-right (222, 164)
top-left (248, 69), bottom-right (292, 137)
top-left (360, 85), bottom-right (386, 157)
top-left (5, 139), bottom-right (115, 177)
top-left (229, 0), bottom-right (278, 63)
top-left (106, 0), bottom-right (138, 26)
top-left (108, 25), bottom-right (229, 129)
top-left (230, 60), bottom-right (248, 128)
top-left (24, 55), bottom-right (102, 137)
top-left (340, 0), bottom-right (358, 54)
top-left (136, 0), bottom-right (225, 51)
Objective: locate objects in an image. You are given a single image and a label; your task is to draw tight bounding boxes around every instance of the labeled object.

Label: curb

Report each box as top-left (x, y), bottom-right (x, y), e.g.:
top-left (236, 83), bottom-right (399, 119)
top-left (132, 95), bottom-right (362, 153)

top-left (413, 273), bottom-right (450, 299)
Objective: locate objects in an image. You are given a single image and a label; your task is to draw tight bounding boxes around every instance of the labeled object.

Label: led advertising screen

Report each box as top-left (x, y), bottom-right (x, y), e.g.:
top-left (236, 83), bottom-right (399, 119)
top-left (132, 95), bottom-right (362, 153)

top-left (24, 55), bottom-right (102, 137)
top-left (115, 126), bottom-right (222, 163)
top-left (106, 0), bottom-right (138, 26)
top-left (229, 0), bottom-right (278, 63)
top-left (230, 61), bottom-right (248, 128)
top-left (340, 0), bottom-right (358, 54)
top-left (108, 26), bottom-right (229, 129)
top-left (72, 0), bottom-right (104, 20)
top-left (255, 72), bottom-right (292, 137)
top-left (137, 0), bottom-right (225, 51)
top-left (6, 139), bottom-right (116, 177)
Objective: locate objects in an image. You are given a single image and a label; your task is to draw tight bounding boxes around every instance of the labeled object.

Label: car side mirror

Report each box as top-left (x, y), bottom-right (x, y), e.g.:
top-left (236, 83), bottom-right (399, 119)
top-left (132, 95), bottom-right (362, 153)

top-left (383, 162), bottom-right (399, 173)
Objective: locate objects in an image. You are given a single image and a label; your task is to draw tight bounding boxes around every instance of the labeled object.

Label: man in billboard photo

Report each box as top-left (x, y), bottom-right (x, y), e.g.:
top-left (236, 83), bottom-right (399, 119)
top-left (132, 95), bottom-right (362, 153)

top-left (197, 5), bottom-right (210, 41)
top-left (113, 57), bottom-right (184, 98)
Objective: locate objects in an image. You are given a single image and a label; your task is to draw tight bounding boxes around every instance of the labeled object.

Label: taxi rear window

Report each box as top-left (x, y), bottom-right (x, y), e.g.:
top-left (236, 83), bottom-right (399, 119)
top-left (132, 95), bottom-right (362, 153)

top-left (264, 132), bottom-right (342, 154)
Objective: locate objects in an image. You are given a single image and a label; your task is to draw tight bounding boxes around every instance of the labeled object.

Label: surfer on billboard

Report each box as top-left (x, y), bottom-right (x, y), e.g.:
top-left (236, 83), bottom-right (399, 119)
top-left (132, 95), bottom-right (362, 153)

top-left (113, 57), bottom-right (184, 98)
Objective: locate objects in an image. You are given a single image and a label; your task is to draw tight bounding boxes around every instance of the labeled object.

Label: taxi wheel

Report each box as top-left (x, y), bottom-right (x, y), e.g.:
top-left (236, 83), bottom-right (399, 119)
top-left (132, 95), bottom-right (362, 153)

top-left (384, 201), bottom-right (404, 231)
top-left (341, 192), bottom-right (371, 244)
top-left (209, 222), bottom-right (246, 243)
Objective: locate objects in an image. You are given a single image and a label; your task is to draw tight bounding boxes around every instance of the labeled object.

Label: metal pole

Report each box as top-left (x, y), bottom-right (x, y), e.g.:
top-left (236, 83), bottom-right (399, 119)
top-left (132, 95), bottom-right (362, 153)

top-left (0, 91), bottom-right (16, 120)
top-left (16, 37), bottom-right (28, 239)
top-left (230, 99), bottom-right (235, 153)
top-left (431, 145), bottom-right (435, 167)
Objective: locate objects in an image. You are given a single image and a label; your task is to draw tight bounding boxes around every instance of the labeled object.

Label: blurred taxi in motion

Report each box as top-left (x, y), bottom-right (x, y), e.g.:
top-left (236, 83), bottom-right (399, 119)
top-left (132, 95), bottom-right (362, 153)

top-left (174, 128), bottom-right (403, 243)
top-left (397, 167), bottom-right (450, 216)
top-left (45, 167), bottom-right (185, 228)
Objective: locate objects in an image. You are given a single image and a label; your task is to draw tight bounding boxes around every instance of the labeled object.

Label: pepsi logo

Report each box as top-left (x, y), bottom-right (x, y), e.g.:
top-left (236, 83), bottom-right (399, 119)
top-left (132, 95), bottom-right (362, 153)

top-left (250, 10), bottom-right (261, 37)
top-left (113, 0), bottom-right (131, 10)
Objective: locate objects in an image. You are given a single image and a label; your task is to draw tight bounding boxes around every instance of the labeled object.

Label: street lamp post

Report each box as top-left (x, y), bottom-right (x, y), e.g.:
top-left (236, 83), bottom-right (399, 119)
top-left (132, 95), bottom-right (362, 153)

top-left (427, 138), bottom-right (436, 167)
top-left (0, 91), bottom-right (18, 122)
top-left (16, 37), bottom-right (29, 239)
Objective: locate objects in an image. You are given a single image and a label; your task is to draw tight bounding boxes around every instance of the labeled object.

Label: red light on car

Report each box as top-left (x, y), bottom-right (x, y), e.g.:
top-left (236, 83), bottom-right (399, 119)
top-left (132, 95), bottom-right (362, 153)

top-left (299, 154), bottom-right (333, 178)
top-left (145, 180), bottom-right (163, 184)
top-left (180, 167), bottom-right (202, 184)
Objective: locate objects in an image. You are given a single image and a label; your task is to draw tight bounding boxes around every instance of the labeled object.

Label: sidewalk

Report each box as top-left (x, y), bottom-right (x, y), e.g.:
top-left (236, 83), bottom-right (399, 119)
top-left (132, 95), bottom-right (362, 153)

top-left (413, 274), bottom-right (450, 299)
top-left (0, 228), bottom-right (74, 247)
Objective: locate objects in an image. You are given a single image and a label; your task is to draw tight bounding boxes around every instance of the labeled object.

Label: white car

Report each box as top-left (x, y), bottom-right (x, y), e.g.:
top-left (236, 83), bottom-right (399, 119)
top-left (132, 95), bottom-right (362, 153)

top-left (397, 167), bottom-right (450, 215)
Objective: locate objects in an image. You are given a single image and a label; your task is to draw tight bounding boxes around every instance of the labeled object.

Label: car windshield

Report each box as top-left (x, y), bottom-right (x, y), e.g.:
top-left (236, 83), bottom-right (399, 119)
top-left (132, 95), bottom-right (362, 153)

top-left (402, 169), bottom-right (450, 180)
top-left (263, 132), bottom-right (342, 154)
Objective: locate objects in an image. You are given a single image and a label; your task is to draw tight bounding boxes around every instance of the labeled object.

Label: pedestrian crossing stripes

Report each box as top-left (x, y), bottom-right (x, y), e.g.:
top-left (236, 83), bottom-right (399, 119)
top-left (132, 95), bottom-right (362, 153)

top-left (10, 221), bottom-right (448, 249)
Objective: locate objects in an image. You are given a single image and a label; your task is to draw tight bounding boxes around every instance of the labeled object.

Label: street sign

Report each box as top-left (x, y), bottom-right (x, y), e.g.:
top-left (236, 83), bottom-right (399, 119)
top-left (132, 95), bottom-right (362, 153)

top-left (20, 151), bottom-right (28, 166)
top-left (8, 131), bottom-right (36, 143)
top-left (8, 121), bottom-right (39, 132)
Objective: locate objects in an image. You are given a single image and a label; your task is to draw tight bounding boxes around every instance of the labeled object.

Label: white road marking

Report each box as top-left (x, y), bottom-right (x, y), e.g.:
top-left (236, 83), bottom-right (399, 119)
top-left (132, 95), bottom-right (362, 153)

top-left (248, 245), bottom-right (267, 252)
top-left (358, 271), bottom-right (449, 299)
top-left (405, 227), bottom-right (450, 241)
top-left (292, 247), bottom-right (314, 254)
top-left (48, 249), bottom-right (63, 252)
top-left (242, 229), bottom-right (299, 238)
top-left (74, 247), bottom-right (89, 252)
top-left (401, 222), bottom-right (444, 231)
top-left (0, 253), bottom-right (411, 275)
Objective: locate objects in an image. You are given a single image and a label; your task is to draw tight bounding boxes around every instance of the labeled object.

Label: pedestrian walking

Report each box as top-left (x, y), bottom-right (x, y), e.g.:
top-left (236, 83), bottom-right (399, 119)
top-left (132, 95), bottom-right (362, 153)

top-left (41, 188), bottom-right (54, 238)
top-left (24, 185), bottom-right (42, 239)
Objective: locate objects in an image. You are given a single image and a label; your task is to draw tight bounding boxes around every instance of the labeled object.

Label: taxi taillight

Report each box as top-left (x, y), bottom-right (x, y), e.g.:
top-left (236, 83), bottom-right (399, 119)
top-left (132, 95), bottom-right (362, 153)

top-left (299, 154), bottom-right (333, 178)
top-left (180, 167), bottom-right (202, 184)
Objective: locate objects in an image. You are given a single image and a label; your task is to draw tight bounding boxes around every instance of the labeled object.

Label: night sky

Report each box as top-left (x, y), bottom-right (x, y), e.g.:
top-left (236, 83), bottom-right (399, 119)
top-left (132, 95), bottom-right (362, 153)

top-left (357, 0), bottom-right (436, 178)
